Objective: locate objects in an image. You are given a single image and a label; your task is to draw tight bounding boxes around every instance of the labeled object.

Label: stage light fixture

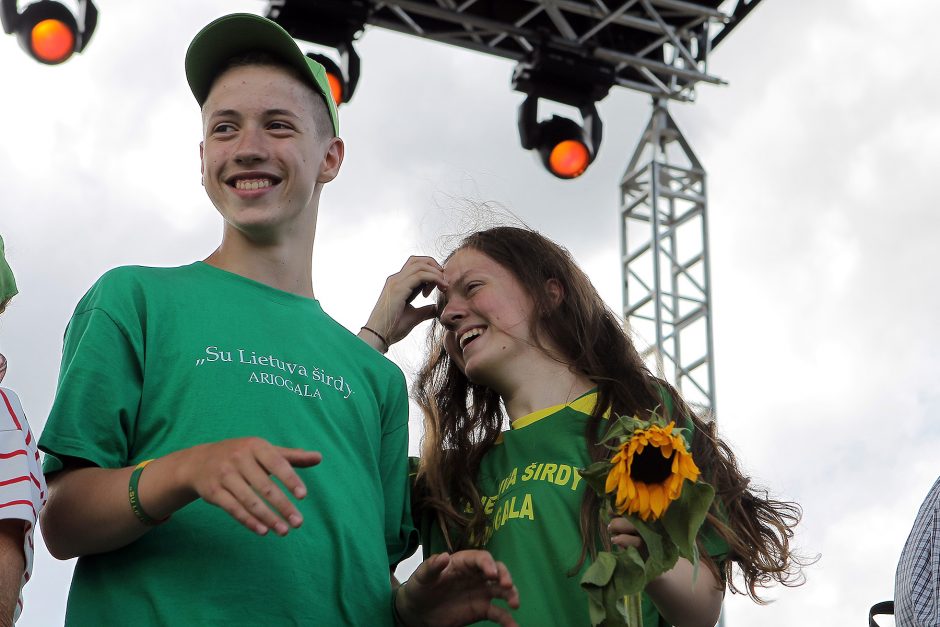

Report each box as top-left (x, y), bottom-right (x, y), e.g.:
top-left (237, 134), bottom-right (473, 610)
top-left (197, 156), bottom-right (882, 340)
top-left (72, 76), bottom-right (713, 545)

top-left (305, 47), bottom-right (360, 105)
top-left (1, 0), bottom-right (97, 65)
top-left (517, 95), bottom-right (602, 180)
top-left (512, 49), bottom-right (611, 179)
top-left (267, 1), bottom-right (363, 104)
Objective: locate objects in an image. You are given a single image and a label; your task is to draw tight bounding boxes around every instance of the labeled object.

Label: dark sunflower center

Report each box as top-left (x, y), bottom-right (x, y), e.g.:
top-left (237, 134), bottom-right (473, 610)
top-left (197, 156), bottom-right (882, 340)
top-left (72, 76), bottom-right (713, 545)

top-left (631, 446), bottom-right (675, 484)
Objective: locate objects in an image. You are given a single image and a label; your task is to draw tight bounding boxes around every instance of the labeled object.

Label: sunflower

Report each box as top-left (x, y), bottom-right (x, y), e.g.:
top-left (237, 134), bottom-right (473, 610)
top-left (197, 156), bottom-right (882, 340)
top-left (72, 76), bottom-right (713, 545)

top-left (604, 421), bottom-right (701, 521)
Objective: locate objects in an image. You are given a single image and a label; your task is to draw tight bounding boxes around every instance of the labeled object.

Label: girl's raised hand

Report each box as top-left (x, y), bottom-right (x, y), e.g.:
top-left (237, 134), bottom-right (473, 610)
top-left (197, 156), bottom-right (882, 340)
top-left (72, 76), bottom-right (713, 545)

top-left (361, 256), bottom-right (448, 351)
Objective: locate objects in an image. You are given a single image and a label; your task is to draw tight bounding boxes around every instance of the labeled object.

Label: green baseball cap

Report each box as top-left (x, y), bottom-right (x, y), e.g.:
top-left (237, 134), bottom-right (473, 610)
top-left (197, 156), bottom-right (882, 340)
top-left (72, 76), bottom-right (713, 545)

top-left (0, 234), bottom-right (18, 306)
top-left (185, 13), bottom-right (339, 136)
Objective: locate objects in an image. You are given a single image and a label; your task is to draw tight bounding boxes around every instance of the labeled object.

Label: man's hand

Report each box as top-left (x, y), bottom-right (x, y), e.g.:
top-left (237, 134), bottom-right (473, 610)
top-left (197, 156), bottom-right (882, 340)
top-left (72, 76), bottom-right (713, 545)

top-left (396, 550), bottom-right (520, 627)
top-left (360, 256), bottom-right (447, 351)
top-left (42, 438), bottom-right (323, 559)
top-left (180, 438), bottom-right (322, 536)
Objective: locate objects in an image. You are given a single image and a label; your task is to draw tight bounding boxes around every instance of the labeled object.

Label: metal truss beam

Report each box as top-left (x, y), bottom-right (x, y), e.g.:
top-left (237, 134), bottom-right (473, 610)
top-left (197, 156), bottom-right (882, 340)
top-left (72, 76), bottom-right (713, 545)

top-left (298, 0), bottom-right (764, 102)
top-left (620, 99), bottom-right (716, 414)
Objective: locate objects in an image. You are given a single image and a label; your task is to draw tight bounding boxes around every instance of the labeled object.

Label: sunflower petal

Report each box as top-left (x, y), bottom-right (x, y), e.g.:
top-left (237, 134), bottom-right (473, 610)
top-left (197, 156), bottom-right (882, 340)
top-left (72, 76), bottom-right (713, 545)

top-left (637, 482), bottom-right (650, 520)
top-left (649, 484), bottom-right (665, 519)
top-left (605, 465), bottom-right (621, 494)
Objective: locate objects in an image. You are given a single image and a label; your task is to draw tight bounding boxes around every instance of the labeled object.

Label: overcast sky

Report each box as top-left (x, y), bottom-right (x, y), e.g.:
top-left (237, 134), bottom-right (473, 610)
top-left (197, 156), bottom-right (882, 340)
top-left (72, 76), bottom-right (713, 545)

top-left (1, 0), bottom-right (935, 625)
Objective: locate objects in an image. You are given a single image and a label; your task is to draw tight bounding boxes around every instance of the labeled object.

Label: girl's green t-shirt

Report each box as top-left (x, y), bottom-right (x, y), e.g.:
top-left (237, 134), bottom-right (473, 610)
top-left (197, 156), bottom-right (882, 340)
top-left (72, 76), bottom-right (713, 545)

top-left (420, 393), bottom-right (728, 626)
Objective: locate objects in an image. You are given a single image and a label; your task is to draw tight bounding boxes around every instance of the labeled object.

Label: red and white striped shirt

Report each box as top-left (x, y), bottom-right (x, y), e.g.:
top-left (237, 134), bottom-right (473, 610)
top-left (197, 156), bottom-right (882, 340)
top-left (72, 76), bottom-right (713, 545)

top-left (0, 387), bottom-right (46, 623)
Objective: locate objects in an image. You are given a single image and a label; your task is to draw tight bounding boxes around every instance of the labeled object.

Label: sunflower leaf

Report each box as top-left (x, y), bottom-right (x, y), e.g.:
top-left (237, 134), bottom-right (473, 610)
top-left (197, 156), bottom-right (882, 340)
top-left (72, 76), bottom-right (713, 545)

top-left (582, 552), bottom-right (618, 626)
top-left (661, 480), bottom-right (715, 561)
top-left (582, 548), bottom-right (650, 626)
top-left (599, 420), bottom-right (628, 445)
top-left (631, 516), bottom-right (679, 580)
top-left (601, 414), bottom-right (647, 445)
top-left (581, 551), bottom-right (618, 587)
top-left (586, 592), bottom-right (607, 626)
top-left (579, 461), bottom-right (613, 497)
top-left (605, 549), bottom-right (646, 625)
top-left (611, 546), bottom-right (648, 595)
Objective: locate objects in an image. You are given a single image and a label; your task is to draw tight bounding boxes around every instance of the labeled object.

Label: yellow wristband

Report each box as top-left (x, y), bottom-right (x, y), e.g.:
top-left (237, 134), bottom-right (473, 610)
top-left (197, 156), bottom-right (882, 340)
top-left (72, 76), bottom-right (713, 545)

top-left (128, 459), bottom-right (169, 526)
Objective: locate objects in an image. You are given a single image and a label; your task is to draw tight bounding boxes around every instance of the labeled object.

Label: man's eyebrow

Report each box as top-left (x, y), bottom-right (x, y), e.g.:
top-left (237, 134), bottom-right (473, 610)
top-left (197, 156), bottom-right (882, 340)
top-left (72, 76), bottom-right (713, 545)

top-left (263, 108), bottom-right (301, 119)
top-left (207, 108), bottom-right (241, 120)
top-left (206, 108), bottom-right (301, 120)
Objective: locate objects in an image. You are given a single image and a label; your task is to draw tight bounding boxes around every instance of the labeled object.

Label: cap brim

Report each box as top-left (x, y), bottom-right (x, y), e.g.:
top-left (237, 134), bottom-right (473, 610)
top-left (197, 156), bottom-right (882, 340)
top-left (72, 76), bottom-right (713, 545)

top-left (185, 13), bottom-right (338, 136)
top-left (0, 234), bottom-right (18, 304)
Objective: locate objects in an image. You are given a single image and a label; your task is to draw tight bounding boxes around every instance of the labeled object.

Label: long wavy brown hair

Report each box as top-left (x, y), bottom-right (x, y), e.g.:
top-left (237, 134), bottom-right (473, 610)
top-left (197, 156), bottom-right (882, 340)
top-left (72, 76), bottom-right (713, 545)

top-left (414, 226), bottom-right (808, 601)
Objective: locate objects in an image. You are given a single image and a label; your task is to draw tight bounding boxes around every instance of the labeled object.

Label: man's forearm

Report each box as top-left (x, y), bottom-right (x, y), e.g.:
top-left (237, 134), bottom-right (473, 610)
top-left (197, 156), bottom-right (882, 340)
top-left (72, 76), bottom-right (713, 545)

top-left (0, 520), bottom-right (26, 627)
top-left (41, 450), bottom-right (198, 560)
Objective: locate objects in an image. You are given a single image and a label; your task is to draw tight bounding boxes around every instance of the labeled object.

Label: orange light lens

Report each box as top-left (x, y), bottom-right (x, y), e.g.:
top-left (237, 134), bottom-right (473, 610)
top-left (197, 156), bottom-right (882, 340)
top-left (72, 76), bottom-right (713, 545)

top-left (326, 72), bottom-right (343, 105)
top-left (548, 140), bottom-right (590, 178)
top-left (31, 18), bottom-right (75, 63)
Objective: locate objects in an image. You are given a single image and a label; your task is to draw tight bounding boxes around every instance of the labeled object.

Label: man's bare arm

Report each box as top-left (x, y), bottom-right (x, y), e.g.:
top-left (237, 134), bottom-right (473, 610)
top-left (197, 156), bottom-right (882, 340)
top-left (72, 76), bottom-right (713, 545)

top-left (42, 438), bottom-right (322, 559)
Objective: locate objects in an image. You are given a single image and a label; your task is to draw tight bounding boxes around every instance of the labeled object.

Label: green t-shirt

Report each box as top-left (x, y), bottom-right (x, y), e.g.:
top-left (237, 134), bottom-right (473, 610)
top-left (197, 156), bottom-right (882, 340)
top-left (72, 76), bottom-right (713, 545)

top-left (39, 263), bottom-right (416, 626)
top-left (420, 393), bottom-right (728, 626)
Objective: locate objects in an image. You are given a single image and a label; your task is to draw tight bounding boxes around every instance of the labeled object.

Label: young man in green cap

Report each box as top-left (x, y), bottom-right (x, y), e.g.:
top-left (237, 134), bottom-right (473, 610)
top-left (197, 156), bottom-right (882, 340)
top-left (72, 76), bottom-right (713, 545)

top-left (0, 235), bottom-right (47, 626)
top-left (38, 13), bottom-right (518, 627)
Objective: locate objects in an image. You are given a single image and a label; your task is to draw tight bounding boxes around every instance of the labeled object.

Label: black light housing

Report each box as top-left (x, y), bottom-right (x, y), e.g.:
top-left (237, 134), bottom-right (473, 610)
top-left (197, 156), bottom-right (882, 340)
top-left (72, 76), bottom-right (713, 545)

top-left (512, 48), bottom-right (611, 179)
top-left (518, 94), bottom-right (602, 180)
top-left (268, 0), bottom-right (364, 104)
top-left (305, 42), bottom-right (360, 105)
top-left (1, 0), bottom-right (97, 65)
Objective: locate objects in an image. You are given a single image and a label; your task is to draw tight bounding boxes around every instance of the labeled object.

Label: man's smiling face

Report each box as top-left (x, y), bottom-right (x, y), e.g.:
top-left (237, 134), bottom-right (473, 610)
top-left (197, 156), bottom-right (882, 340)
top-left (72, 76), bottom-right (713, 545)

top-left (199, 63), bottom-right (334, 241)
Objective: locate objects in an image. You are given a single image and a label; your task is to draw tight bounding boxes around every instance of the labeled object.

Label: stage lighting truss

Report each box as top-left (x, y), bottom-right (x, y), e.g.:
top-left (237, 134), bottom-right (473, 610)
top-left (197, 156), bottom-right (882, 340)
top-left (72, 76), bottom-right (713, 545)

top-left (267, 0), bottom-right (761, 178)
top-left (1, 0), bottom-right (97, 64)
top-left (357, 0), bottom-right (762, 103)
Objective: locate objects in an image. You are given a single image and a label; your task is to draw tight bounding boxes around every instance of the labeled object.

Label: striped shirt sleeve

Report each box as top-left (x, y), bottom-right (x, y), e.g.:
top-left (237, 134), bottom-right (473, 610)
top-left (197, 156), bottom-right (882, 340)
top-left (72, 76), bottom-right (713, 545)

top-left (0, 387), bottom-right (47, 623)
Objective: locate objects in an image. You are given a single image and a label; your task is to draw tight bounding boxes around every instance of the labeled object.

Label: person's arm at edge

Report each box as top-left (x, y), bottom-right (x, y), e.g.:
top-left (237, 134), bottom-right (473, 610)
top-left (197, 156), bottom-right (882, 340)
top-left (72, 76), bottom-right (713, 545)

top-left (41, 439), bottom-right (321, 560)
top-left (0, 519), bottom-right (24, 627)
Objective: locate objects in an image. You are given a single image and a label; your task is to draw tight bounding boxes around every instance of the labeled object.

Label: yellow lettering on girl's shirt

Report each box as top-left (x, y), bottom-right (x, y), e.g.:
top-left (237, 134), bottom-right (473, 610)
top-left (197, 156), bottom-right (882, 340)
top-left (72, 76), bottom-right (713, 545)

top-left (522, 463), bottom-right (537, 481)
top-left (519, 493), bottom-right (534, 520)
top-left (539, 463), bottom-right (557, 483)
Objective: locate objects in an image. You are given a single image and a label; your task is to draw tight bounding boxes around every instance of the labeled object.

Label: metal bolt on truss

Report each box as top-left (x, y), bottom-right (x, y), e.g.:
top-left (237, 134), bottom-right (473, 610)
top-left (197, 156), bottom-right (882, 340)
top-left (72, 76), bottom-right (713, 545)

top-left (621, 98), bottom-right (716, 415)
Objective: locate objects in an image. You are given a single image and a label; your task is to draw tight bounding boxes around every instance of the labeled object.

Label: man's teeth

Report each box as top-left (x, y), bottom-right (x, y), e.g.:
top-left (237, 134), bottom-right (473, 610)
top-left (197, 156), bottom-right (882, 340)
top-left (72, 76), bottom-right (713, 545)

top-left (235, 179), bottom-right (273, 190)
top-left (459, 328), bottom-right (483, 350)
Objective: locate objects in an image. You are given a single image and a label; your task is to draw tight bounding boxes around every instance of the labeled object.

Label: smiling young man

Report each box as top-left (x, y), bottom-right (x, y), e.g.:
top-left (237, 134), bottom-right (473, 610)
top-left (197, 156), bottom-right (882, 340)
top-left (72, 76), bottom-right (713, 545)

top-left (38, 13), bottom-right (518, 627)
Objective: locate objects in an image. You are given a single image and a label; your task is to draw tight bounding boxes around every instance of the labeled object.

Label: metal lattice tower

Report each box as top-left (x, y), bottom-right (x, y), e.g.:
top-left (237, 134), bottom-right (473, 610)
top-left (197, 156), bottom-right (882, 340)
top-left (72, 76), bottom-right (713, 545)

top-left (621, 99), bottom-right (715, 413)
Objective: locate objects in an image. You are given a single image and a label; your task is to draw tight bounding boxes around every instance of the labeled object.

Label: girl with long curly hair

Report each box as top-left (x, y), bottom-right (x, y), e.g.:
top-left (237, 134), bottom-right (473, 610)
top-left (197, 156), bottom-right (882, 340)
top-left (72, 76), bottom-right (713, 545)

top-left (361, 225), bottom-right (807, 626)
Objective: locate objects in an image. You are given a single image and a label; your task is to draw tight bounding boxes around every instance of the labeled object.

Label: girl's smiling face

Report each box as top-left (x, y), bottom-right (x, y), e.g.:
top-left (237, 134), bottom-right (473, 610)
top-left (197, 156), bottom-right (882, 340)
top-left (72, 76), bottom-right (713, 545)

top-left (437, 248), bottom-right (539, 389)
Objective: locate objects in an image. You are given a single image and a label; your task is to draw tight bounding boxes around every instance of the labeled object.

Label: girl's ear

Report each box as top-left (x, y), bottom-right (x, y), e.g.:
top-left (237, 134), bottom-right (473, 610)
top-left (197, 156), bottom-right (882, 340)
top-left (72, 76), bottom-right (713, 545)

top-left (545, 278), bottom-right (565, 309)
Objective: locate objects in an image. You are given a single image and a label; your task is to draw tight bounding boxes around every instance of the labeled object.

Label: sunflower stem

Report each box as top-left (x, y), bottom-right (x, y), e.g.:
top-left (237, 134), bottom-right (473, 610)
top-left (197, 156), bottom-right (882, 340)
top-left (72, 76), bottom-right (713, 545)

top-left (621, 592), bottom-right (643, 627)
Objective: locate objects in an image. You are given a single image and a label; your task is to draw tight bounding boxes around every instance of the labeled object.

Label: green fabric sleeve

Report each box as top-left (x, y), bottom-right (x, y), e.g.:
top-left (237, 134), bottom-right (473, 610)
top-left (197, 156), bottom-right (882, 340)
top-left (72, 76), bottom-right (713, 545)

top-left (39, 279), bottom-right (143, 473)
top-left (381, 375), bottom-right (419, 566)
